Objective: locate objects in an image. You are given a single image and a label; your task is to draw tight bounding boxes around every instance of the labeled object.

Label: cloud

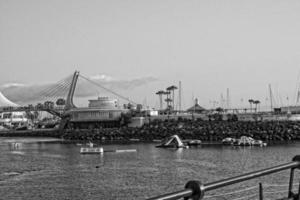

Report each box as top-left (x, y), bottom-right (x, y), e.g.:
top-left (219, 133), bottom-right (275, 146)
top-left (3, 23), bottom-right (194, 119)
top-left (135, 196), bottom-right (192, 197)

top-left (0, 75), bottom-right (158, 104)
top-left (1, 83), bottom-right (26, 88)
top-left (89, 74), bottom-right (114, 82)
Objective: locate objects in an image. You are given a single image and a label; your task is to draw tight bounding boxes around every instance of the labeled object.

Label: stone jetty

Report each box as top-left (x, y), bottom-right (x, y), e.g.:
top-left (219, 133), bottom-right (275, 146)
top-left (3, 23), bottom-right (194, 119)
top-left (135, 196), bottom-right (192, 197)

top-left (62, 119), bottom-right (300, 142)
top-left (1, 119), bottom-right (300, 142)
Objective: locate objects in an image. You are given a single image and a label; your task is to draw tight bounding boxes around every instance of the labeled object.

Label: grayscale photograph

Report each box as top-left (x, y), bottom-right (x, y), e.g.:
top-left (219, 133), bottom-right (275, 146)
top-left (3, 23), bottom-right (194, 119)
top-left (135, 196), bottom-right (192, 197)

top-left (1, 0), bottom-right (300, 199)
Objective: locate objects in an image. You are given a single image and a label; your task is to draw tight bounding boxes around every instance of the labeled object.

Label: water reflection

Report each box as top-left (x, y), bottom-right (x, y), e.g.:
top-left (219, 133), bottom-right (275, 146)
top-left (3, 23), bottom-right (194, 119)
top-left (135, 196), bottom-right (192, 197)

top-left (1, 138), bottom-right (300, 199)
top-left (174, 148), bottom-right (183, 160)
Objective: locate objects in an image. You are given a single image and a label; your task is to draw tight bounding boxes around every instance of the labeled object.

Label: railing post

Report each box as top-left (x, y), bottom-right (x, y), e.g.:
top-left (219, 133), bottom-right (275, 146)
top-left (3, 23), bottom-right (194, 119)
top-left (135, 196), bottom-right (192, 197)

top-left (184, 181), bottom-right (204, 200)
top-left (296, 180), bottom-right (300, 200)
top-left (288, 168), bottom-right (295, 198)
top-left (289, 156), bottom-right (300, 198)
top-left (259, 182), bottom-right (263, 200)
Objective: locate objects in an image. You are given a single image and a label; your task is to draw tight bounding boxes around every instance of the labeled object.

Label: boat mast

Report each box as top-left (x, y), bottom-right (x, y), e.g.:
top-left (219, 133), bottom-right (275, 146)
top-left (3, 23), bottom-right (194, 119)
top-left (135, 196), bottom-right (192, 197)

top-left (269, 84), bottom-right (273, 111)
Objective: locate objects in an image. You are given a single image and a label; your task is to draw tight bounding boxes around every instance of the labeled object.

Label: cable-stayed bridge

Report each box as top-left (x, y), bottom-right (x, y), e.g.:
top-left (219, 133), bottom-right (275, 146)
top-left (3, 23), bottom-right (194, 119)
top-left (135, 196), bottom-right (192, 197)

top-left (1, 71), bottom-right (138, 129)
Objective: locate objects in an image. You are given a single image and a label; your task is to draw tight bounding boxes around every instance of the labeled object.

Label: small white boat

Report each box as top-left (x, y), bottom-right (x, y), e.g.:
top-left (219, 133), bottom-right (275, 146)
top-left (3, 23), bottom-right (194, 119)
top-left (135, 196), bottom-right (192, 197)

top-left (222, 137), bottom-right (236, 145)
top-left (233, 136), bottom-right (253, 146)
top-left (252, 140), bottom-right (267, 147)
top-left (233, 136), bottom-right (267, 147)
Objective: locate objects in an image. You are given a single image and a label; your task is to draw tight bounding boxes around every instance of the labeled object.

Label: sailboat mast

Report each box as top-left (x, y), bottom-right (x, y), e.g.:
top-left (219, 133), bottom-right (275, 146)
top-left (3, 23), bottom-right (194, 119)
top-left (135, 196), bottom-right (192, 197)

top-left (269, 84), bottom-right (273, 111)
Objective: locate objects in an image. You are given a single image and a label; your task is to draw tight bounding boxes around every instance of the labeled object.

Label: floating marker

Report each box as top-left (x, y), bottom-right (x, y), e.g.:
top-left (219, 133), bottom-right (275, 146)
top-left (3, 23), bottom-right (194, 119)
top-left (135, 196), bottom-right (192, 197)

top-left (80, 147), bottom-right (103, 154)
top-left (129, 139), bottom-right (140, 142)
top-left (80, 147), bottom-right (136, 154)
top-left (104, 149), bottom-right (137, 153)
top-left (152, 139), bottom-right (162, 142)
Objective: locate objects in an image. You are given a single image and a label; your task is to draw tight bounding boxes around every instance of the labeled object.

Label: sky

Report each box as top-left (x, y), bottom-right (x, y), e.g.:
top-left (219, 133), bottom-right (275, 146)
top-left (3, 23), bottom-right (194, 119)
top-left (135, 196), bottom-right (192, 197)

top-left (1, 0), bottom-right (300, 110)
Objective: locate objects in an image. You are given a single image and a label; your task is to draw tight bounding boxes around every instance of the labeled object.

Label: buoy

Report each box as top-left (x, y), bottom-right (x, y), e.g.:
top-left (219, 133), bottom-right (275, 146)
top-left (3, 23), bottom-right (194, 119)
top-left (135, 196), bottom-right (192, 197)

top-left (80, 148), bottom-right (136, 154)
top-left (104, 149), bottom-right (137, 153)
top-left (116, 149), bottom-right (137, 153)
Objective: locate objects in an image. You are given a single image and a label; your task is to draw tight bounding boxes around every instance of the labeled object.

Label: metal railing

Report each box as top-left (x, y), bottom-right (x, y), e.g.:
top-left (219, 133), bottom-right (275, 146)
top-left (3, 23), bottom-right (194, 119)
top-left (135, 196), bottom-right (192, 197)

top-left (147, 155), bottom-right (300, 200)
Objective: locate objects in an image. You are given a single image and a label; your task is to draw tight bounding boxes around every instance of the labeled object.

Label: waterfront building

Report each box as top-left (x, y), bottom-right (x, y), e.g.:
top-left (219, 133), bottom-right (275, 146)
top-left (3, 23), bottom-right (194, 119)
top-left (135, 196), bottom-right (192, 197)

top-left (0, 91), bottom-right (28, 127)
top-left (0, 111), bottom-right (28, 127)
top-left (65, 97), bottom-right (129, 129)
top-left (88, 97), bottom-right (118, 109)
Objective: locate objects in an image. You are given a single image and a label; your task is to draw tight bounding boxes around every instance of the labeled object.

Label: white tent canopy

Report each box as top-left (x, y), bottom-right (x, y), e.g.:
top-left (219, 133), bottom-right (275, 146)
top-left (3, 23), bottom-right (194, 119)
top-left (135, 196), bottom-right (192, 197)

top-left (0, 91), bottom-right (18, 107)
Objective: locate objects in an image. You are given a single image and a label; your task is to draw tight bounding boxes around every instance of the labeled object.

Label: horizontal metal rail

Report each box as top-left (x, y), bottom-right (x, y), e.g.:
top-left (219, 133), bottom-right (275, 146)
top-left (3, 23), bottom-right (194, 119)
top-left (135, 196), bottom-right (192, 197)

top-left (147, 155), bottom-right (300, 200)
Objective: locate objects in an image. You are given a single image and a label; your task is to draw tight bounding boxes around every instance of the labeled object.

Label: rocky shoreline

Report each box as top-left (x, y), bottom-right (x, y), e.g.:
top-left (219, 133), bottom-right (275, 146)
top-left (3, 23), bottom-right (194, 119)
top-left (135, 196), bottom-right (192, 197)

top-left (1, 119), bottom-right (300, 143)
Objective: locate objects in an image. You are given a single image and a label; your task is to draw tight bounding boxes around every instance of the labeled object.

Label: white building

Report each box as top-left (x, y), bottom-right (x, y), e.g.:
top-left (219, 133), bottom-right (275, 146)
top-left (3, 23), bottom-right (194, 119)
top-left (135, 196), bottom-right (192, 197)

top-left (0, 91), bottom-right (28, 127)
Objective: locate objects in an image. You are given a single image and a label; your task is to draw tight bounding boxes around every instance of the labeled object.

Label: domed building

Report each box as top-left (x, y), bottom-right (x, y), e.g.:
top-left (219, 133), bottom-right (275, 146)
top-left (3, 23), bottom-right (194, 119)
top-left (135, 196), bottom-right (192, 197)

top-left (88, 97), bottom-right (118, 109)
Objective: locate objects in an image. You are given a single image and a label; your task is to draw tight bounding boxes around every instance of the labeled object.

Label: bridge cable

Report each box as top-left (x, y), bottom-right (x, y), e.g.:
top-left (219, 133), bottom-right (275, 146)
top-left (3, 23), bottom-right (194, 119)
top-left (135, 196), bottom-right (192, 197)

top-left (37, 78), bottom-right (70, 98)
top-left (79, 74), bottom-right (139, 105)
top-left (38, 75), bottom-right (73, 100)
top-left (42, 80), bottom-right (72, 98)
top-left (39, 75), bottom-right (73, 98)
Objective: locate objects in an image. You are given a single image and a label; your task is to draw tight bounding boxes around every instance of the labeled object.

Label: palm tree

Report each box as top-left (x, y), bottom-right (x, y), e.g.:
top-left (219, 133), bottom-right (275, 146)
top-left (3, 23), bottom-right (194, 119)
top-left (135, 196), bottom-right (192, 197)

top-left (165, 98), bottom-right (172, 111)
top-left (248, 99), bottom-right (254, 112)
top-left (155, 90), bottom-right (165, 110)
top-left (253, 100), bottom-right (260, 112)
top-left (164, 91), bottom-right (171, 109)
top-left (166, 85), bottom-right (178, 111)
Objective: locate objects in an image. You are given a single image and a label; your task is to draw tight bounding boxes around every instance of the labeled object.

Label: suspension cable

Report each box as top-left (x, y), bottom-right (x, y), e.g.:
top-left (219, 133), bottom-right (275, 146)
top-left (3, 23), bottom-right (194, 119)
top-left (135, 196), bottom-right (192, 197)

top-left (36, 75), bottom-right (73, 101)
top-left (79, 74), bottom-right (138, 105)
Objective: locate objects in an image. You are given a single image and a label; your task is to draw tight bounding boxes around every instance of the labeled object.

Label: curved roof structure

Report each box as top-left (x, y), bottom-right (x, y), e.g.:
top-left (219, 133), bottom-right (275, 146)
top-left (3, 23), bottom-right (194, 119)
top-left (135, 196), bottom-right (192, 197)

top-left (186, 98), bottom-right (206, 113)
top-left (0, 91), bottom-right (18, 107)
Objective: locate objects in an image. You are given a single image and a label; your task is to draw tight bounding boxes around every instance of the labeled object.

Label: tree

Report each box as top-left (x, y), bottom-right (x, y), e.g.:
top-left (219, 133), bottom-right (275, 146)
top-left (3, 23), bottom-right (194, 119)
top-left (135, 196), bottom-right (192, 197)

top-left (164, 91), bottom-right (171, 109)
top-left (44, 101), bottom-right (54, 109)
top-left (156, 90), bottom-right (165, 110)
top-left (56, 98), bottom-right (66, 106)
top-left (165, 98), bottom-right (172, 111)
top-left (36, 103), bottom-right (43, 109)
top-left (166, 85), bottom-right (178, 110)
top-left (216, 107), bottom-right (224, 113)
top-left (253, 100), bottom-right (260, 112)
top-left (248, 99), bottom-right (254, 112)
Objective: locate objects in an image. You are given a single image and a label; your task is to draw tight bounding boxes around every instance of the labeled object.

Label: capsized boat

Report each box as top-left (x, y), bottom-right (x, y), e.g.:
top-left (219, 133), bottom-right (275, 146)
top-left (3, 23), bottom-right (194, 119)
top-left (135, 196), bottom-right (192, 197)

top-left (156, 135), bottom-right (188, 148)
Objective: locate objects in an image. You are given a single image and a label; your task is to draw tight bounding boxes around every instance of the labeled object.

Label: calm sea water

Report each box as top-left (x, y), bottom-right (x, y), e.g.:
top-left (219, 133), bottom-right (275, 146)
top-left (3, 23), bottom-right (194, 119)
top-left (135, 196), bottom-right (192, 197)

top-left (0, 137), bottom-right (300, 200)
